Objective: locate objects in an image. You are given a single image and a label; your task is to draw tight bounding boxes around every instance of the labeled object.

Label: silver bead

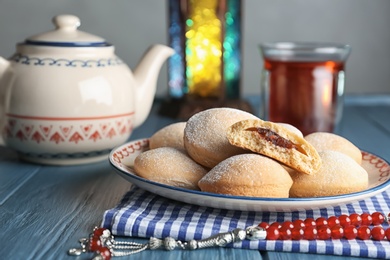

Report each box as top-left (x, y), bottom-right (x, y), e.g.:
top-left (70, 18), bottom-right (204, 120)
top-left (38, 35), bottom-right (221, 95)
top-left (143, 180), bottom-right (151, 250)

top-left (148, 237), bottom-right (163, 250)
top-left (67, 248), bottom-right (83, 256)
top-left (79, 238), bottom-right (88, 244)
top-left (232, 228), bottom-right (247, 242)
top-left (101, 229), bottom-right (111, 239)
top-left (385, 213), bottom-right (390, 224)
top-left (92, 254), bottom-right (104, 260)
top-left (164, 237), bottom-right (177, 251)
top-left (246, 226), bottom-right (267, 240)
top-left (188, 239), bottom-right (198, 250)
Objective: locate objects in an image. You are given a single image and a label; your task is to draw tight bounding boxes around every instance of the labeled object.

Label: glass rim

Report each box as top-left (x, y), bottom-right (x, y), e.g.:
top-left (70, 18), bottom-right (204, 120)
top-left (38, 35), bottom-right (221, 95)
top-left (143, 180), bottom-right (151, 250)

top-left (259, 42), bottom-right (351, 62)
top-left (260, 41), bottom-right (351, 51)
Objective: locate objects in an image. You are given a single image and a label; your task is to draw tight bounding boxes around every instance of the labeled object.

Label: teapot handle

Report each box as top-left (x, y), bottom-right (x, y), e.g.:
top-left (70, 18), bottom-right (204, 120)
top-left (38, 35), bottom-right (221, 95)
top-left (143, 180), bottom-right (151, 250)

top-left (0, 56), bottom-right (14, 146)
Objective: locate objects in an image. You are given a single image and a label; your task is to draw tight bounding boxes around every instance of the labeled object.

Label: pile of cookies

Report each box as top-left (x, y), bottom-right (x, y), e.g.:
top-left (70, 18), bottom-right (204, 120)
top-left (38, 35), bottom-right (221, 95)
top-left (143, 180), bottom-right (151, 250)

top-left (133, 108), bottom-right (368, 198)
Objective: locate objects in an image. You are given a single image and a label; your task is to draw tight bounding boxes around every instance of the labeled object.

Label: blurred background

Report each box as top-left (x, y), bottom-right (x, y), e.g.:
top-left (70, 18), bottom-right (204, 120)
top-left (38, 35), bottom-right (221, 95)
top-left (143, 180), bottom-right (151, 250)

top-left (0, 0), bottom-right (389, 98)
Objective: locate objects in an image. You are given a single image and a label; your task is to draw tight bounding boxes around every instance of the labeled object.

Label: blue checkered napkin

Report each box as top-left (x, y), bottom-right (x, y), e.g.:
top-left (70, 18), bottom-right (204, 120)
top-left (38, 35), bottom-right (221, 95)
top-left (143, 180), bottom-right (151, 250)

top-left (102, 186), bottom-right (390, 259)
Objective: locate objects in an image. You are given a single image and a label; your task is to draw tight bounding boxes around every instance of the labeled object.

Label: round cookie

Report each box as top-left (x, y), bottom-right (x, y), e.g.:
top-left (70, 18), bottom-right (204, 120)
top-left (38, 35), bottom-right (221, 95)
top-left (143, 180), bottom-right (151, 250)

top-left (198, 154), bottom-right (293, 198)
top-left (149, 122), bottom-right (186, 151)
top-left (304, 132), bottom-right (362, 164)
top-left (134, 147), bottom-right (207, 190)
top-left (289, 150), bottom-right (368, 197)
top-left (184, 108), bottom-right (258, 168)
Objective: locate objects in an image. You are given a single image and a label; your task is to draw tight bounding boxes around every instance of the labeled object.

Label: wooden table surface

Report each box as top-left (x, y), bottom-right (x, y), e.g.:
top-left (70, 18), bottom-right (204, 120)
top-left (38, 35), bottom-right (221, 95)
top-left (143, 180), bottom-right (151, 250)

top-left (1, 96), bottom-right (389, 260)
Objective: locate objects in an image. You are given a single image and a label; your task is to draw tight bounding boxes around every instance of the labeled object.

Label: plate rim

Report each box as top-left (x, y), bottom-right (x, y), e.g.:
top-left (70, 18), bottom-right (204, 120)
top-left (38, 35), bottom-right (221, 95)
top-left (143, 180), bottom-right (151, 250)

top-left (109, 138), bottom-right (390, 204)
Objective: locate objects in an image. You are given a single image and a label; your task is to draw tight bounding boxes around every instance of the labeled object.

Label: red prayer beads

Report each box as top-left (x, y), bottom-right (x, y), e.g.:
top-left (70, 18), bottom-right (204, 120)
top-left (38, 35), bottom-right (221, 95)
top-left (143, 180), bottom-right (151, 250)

top-left (266, 226), bottom-right (280, 240)
top-left (371, 226), bottom-right (386, 241)
top-left (327, 216), bottom-right (340, 228)
top-left (293, 219), bottom-right (305, 229)
top-left (291, 227), bottom-right (304, 240)
top-left (338, 214), bottom-right (351, 227)
top-left (349, 213), bottom-right (362, 226)
top-left (279, 226), bottom-right (292, 240)
top-left (304, 218), bottom-right (316, 227)
top-left (317, 226), bottom-right (331, 240)
top-left (357, 226), bottom-right (371, 240)
top-left (372, 212), bottom-right (385, 225)
top-left (330, 225), bottom-right (344, 239)
top-left (315, 217), bottom-right (328, 227)
top-left (89, 227), bottom-right (112, 260)
top-left (343, 225), bottom-right (358, 240)
top-left (304, 226), bottom-right (318, 240)
top-left (257, 212), bottom-right (389, 241)
top-left (258, 222), bottom-right (269, 229)
top-left (361, 212), bottom-right (373, 226)
top-left (385, 228), bottom-right (390, 241)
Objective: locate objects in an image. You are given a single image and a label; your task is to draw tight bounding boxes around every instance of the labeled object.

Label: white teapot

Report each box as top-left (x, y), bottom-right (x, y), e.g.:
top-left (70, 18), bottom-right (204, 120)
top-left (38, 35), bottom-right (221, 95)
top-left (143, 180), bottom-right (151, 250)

top-left (0, 14), bottom-right (174, 165)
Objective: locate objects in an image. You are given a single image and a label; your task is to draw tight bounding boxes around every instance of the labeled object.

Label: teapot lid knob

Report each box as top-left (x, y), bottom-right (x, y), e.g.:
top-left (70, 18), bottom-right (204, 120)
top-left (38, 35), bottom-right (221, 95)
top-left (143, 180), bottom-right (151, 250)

top-left (53, 14), bottom-right (81, 31)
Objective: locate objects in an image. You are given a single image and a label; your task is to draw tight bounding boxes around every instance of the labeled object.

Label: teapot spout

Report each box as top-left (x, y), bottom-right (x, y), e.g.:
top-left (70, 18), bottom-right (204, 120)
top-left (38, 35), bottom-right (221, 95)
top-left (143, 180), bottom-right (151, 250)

top-left (0, 57), bottom-right (11, 78)
top-left (133, 44), bottom-right (174, 128)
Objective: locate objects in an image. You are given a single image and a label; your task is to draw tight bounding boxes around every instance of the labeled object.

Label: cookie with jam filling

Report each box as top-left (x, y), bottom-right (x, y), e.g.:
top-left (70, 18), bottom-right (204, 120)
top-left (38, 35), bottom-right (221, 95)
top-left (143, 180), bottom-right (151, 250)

top-left (227, 119), bottom-right (321, 175)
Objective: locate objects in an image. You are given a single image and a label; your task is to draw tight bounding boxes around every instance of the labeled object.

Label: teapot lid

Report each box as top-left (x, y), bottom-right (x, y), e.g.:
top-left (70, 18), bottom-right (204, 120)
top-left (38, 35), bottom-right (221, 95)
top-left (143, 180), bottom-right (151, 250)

top-left (24, 14), bottom-right (110, 47)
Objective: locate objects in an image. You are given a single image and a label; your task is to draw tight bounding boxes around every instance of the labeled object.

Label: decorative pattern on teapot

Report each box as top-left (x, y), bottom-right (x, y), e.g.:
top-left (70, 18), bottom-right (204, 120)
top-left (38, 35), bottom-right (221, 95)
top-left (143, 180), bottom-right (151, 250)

top-left (4, 113), bottom-right (134, 144)
top-left (10, 53), bottom-right (125, 67)
top-left (3, 113), bottom-right (134, 159)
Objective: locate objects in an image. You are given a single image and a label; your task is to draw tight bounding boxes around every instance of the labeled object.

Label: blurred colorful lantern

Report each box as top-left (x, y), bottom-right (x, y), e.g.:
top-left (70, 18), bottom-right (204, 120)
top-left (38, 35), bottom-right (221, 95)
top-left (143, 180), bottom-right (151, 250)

top-left (163, 0), bottom-right (248, 118)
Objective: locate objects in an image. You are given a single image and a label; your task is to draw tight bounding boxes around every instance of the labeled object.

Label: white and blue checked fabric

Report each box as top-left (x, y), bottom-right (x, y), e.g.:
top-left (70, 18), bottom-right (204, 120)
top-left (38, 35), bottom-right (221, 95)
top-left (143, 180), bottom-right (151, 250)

top-left (102, 186), bottom-right (390, 258)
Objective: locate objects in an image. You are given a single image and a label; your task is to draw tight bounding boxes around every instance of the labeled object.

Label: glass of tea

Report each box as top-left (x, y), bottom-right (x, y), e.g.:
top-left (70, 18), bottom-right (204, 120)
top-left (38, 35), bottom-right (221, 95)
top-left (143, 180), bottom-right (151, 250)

top-left (259, 42), bottom-right (351, 136)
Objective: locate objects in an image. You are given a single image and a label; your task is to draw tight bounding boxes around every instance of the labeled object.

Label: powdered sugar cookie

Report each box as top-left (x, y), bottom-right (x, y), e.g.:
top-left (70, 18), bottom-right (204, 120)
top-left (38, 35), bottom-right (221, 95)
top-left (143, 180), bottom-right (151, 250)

top-left (134, 147), bottom-right (208, 190)
top-left (304, 132), bottom-right (362, 164)
top-left (183, 107), bottom-right (258, 168)
top-left (198, 153), bottom-right (293, 198)
top-left (289, 150), bottom-right (368, 197)
top-left (149, 122), bottom-right (186, 151)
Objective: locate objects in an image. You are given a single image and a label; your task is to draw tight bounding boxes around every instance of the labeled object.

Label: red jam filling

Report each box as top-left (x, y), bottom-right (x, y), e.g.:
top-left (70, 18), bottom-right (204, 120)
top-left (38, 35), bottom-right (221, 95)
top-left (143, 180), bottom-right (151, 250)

top-left (246, 127), bottom-right (307, 155)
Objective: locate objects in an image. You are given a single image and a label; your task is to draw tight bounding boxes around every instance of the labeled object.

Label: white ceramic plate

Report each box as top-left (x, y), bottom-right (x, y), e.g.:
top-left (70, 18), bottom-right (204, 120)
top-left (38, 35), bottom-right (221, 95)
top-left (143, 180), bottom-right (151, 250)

top-left (109, 138), bottom-right (390, 212)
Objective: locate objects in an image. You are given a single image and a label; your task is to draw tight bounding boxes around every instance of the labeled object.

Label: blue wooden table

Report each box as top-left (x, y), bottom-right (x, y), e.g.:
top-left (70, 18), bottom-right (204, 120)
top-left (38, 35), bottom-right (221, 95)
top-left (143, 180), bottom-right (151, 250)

top-left (1, 96), bottom-right (389, 260)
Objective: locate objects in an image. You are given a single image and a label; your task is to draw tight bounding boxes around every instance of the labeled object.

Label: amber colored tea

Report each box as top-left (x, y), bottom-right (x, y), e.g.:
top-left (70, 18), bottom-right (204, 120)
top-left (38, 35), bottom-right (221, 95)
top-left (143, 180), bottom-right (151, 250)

top-left (263, 59), bottom-right (345, 136)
